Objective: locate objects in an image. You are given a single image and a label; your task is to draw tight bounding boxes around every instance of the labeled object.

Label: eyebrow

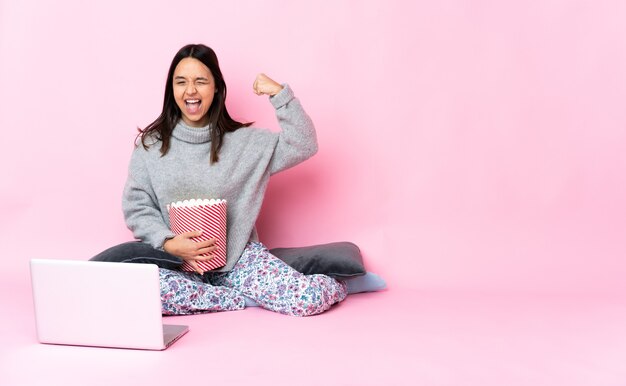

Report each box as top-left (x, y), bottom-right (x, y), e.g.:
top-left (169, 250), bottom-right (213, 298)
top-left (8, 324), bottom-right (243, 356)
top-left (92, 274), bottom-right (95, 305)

top-left (174, 76), bottom-right (210, 81)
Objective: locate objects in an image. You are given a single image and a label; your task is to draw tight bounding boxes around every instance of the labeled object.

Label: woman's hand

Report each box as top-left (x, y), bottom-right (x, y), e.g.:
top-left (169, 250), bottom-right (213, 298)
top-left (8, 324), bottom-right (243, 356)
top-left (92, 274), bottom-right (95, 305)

top-left (253, 73), bottom-right (283, 96)
top-left (163, 231), bottom-right (218, 274)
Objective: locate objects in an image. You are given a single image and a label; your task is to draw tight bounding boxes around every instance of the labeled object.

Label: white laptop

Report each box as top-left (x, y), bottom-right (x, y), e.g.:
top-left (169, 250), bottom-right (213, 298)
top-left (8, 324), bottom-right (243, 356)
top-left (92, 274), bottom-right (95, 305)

top-left (30, 259), bottom-right (189, 350)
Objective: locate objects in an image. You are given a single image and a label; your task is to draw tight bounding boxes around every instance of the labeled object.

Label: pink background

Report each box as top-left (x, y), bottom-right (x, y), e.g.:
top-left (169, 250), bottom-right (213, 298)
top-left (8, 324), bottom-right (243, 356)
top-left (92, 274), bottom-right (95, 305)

top-left (2, 1), bottom-right (626, 384)
top-left (2, 0), bottom-right (625, 294)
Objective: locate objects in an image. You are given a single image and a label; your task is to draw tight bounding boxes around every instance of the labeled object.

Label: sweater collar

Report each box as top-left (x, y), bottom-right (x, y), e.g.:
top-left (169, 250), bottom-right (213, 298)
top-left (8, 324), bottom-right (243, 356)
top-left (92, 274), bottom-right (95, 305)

top-left (172, 120), bottom-right (212, 144)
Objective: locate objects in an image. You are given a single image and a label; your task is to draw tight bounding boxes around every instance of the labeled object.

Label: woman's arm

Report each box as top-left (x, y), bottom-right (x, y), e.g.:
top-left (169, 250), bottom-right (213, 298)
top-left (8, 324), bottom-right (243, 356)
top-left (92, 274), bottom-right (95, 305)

top-left (122, 148), bottom-right (176, 249)
top-left (253, 74), bottom-right (318, 175)
top-left (122, 148), bottom-right (220, 274)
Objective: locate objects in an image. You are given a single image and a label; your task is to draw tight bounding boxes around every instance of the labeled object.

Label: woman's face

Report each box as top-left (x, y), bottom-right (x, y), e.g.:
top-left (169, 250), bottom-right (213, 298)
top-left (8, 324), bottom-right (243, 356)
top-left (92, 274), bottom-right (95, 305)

top-left (173, 57), bottom-right (216, 127)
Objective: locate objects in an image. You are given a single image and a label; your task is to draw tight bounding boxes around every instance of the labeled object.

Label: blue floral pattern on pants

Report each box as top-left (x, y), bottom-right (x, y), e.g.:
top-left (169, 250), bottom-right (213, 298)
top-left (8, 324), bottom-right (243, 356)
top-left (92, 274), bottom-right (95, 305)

top-left (160, 242), bottom-right (347, 317)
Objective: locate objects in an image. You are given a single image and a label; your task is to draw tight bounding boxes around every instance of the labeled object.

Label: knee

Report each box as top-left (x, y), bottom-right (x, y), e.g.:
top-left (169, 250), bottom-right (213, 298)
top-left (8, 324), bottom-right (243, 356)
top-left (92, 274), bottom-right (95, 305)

top-left (286, 285), bottom-right (330, 317)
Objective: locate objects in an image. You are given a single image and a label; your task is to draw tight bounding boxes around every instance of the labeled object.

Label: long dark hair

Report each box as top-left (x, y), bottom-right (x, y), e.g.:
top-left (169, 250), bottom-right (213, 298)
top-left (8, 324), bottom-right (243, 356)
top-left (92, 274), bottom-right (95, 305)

top-left (137, 44), bottom-right (251, 163)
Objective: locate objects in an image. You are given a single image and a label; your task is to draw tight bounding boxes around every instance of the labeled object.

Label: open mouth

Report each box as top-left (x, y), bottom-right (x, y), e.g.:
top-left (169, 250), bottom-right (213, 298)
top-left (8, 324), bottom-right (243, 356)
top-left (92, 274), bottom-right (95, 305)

top-left (185, 99), bottom-right (201, 114)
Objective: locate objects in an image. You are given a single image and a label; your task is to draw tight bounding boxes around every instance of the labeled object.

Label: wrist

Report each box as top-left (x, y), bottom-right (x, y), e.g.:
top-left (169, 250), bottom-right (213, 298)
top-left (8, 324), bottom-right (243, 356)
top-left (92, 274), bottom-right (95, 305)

top-left (162, 237), bottom-right (174, 253)
top-left (270, 85), bottom-right (284, 96)
top-left (269, 84), bottom-right (293, 109)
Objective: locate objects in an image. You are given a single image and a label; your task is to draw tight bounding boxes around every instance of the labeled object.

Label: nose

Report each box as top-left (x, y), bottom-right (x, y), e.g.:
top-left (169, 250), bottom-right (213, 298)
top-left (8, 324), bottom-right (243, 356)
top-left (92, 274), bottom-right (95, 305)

top-left (185, 83), bottom-right (197, 95)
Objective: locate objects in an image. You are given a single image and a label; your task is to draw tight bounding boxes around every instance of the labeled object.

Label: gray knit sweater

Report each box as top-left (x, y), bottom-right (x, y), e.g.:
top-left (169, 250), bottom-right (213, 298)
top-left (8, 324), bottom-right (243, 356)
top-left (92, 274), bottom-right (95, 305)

top-left (122, 85), bottom-right (317, 272)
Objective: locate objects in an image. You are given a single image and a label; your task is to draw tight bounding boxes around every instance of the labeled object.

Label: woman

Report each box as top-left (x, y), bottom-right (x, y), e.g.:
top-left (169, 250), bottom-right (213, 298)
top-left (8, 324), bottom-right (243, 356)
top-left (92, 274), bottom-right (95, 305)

top-left (122, 44), bottom-right (347, 316)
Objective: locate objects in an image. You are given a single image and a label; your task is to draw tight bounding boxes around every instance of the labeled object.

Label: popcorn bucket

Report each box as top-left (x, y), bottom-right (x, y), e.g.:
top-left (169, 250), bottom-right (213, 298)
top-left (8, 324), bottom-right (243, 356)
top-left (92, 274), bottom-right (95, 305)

top-left (167, 199), bottom-right (227, 272)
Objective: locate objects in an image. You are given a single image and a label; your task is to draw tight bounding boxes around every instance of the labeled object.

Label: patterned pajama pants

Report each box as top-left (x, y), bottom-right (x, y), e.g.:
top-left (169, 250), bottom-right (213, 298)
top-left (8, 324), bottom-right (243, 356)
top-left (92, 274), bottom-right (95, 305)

top-left (159, 242), bottom-right (347, 317)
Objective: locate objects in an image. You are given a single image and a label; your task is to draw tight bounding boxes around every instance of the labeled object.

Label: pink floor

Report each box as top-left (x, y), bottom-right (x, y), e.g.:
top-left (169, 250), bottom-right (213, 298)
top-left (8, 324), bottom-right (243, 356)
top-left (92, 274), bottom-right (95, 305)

top-left (3, 275), bottom-right (626, 386)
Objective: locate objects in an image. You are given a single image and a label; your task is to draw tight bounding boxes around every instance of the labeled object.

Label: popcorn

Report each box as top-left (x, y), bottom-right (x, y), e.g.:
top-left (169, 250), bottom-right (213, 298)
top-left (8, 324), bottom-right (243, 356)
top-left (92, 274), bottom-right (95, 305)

top-left (167, 199), bottom-right (227, 272)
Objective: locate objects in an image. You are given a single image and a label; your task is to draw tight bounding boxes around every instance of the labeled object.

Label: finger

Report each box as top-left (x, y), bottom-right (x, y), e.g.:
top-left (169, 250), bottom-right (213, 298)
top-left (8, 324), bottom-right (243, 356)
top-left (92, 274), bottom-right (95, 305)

top-left (194, 238), bottom-right (217, 249)
top-left (197, 245), bottom-right (218, 256)
top-left (187, 250), bottom-right (215, 261)
top-left (195, 253), bottom-right (215, 262)
top-left (182, 230), bottom-right (203, 238)
top-left (187, 260), bottom-right (203, 275)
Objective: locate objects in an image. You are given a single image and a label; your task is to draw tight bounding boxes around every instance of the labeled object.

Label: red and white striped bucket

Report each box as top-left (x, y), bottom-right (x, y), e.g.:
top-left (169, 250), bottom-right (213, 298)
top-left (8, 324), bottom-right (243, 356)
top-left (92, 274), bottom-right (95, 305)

top-left (167, 199), bottom-right (227, 273)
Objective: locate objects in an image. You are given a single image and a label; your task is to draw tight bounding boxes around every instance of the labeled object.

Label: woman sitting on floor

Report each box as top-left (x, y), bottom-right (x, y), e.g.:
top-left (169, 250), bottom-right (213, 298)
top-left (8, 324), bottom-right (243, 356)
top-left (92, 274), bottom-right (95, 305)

top-left (121, 44), bottom-right (346, 316)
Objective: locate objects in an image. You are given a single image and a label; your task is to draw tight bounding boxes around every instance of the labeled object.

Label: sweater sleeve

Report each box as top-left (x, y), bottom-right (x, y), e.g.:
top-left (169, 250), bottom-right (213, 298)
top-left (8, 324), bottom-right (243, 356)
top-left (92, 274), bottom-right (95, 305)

top-left (268, 85), bottom-right (318, 175)
top-left (122, 147), bottom-right (175, 249)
